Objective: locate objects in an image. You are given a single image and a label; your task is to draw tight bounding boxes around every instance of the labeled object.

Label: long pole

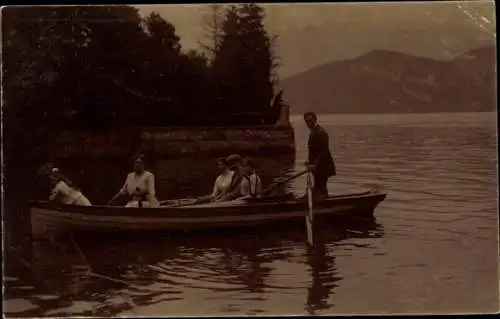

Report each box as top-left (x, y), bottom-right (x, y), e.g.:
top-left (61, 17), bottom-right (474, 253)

top-left (259, 169), bottom-right (308, 196)
top-left (306, 168), bottom-right (314, 247)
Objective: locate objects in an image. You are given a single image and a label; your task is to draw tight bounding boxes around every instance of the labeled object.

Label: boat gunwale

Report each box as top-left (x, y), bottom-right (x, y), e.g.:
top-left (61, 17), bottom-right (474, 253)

top-left (29, 190), bottom-right (387, 218)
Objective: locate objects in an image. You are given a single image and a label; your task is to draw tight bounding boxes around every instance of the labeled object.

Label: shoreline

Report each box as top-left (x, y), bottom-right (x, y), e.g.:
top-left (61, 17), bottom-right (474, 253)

top-left (46, 125), bottom-right (296, 159)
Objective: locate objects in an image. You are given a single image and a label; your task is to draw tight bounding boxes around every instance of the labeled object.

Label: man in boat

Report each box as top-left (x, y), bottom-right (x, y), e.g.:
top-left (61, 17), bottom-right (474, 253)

top-left (109, 153), bottom-right (160, 207)
top-left (38, 163), bottom-right (92, 206)
top-left (239, 157), bottom-right (262, 199)
top-left (212, 154), bottom-right (245, 202)
top-left (303, 112), bottom-right (336, 200)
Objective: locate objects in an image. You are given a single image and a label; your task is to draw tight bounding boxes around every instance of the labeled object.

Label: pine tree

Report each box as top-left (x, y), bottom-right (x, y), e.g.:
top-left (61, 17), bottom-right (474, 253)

top-left (211, 6), bottom-right (242, 119)
top-left (140, 12), bottom-right (184, 123)
top-left (198, 4), bottom-right (224, 62)
top-left (238, 4), bottom-right (274, 117)
top-left (211, 4), bottom-right (280, 124)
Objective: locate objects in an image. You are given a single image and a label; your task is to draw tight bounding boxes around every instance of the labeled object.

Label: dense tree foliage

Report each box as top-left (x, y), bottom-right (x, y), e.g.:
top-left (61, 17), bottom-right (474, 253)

top-left (2, 4), bottom-right (282, 138)
top-left (211, 4), bottom-right (280, 125)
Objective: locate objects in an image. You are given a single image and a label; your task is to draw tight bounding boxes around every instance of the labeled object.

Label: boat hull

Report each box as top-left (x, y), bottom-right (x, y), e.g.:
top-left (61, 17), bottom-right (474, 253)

top-left (30, 190), bottom-right (386, 239)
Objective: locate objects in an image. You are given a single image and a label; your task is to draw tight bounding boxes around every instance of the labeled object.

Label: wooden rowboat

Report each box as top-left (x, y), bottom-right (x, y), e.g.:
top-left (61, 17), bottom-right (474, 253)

top-left (29, 188), bottom-right (387, 239)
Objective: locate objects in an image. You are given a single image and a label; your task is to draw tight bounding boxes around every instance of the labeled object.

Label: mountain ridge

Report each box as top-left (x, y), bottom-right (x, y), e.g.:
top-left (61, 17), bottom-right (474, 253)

top-left (281, 46), bottom-right (496, 114)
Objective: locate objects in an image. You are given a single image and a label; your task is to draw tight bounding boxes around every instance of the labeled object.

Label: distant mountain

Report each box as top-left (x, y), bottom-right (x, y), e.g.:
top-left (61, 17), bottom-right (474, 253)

top-left (276, 22), bottom-right (494, 78)
top-left (281, 46), bottom-right (496, 114)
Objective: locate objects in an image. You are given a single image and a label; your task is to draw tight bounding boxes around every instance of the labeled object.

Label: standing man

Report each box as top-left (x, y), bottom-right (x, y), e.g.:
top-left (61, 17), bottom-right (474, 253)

top-left (304, 112), bottom-right (336, 199)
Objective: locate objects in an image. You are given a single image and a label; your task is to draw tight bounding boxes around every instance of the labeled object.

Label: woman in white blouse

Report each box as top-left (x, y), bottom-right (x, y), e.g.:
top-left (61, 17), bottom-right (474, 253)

top-left (48, 168), bottom-right (92, 206)
top-left (195, 157), bottom-right (235, 204)
top-left (109, 154), bottom-right (160, 208)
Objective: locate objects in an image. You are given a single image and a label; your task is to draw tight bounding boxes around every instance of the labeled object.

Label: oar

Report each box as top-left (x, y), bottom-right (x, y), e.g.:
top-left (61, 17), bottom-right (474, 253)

top-left (160, 169), bottom-right (308, 207)
top-left (159, 198), bottom-right (199, 207)
top-left (160, 170), bottom-right (307, 207)
top-left (305, 168), bottom-right (314, 247)
top-left (257, 169), bottom-right (308, 197)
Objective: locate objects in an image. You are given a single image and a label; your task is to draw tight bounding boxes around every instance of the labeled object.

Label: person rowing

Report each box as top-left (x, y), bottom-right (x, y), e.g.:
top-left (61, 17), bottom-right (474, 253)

top-left (238, 157), bottom-right (262, 199)
top-left (195, 157), bottom-right (235, 204)
top-left (38, 163), bottom-right (92, 206)
top-left (212, 154), bottom-right (246, 202)
top-left (109, 153), bottom-right (160, 208)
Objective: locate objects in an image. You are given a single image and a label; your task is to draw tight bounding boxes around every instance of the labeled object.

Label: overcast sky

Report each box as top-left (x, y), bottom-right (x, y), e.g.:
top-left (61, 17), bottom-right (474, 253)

top-left (136, 1), bottom-right (495, 78)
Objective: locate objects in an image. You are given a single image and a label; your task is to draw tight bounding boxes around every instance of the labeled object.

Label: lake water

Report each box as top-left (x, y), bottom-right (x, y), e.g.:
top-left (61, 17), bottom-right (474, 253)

top-left (3, 112), bottom-right (498, 316)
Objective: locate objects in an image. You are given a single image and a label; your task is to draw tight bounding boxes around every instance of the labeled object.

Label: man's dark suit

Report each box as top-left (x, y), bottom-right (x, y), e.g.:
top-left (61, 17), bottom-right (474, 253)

top-left (308, 124), bottom-right (336, 196)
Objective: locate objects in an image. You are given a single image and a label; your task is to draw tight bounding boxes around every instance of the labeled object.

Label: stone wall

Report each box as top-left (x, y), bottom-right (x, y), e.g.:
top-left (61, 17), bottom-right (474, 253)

top-left (49, 126), bottom-right (296, 158)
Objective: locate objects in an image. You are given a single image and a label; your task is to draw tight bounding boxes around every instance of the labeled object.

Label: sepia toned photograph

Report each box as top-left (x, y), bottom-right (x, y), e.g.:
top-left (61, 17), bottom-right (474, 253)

top-left (2, 1), bottom-right (498, 317)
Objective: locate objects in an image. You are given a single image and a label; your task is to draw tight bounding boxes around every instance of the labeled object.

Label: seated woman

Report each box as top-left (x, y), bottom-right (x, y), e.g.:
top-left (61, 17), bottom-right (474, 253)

top-left (212, 154), bottom-right (245, 202)
top-left (239, 157), bottom-right (262, 199)
top-left (46, 167), bottom-right (92, 206)
top-left (109, 153), bottom-right (160, 208)
top-left (196, 157), bottom-right (235, 204)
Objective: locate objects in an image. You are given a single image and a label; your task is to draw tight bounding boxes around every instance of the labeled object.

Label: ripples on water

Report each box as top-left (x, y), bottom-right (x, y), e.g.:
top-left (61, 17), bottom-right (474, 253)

top-left (4, 113), bottom-right (498, 316)
top-left (5, 221), bottom-right (383, 317)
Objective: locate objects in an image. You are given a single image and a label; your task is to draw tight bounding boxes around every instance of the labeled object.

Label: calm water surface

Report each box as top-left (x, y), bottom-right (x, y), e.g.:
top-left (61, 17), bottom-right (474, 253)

top-left (4, 112), bottom-right (498, 316)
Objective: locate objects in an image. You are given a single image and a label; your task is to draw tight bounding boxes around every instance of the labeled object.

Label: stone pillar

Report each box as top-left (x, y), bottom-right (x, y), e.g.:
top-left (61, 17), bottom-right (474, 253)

top-left (276, 104), bottom-right (291, 127)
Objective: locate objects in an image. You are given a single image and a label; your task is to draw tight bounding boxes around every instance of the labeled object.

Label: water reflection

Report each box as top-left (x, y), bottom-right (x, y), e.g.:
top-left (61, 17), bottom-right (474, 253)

top-left (306, 237), bottom-right (338, 313)
top-left (306, 219), bottom-right (383, 314)
top-left (4, 219), bottom-right (383, 317)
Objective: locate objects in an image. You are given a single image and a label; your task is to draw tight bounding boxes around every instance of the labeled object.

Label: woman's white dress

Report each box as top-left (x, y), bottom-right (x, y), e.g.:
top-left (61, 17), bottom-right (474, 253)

top-left (119, 170), bottom-right (159, 207)
top-left (50, 181), bottom-right (91, 206)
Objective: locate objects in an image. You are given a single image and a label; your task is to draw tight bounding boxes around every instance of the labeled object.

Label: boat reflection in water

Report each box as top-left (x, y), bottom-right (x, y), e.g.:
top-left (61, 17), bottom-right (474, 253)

top-left (5, 218), bottom-right (384, 317)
